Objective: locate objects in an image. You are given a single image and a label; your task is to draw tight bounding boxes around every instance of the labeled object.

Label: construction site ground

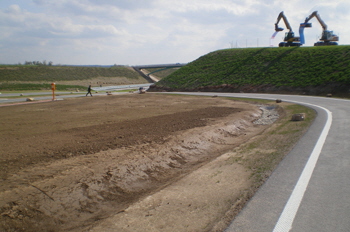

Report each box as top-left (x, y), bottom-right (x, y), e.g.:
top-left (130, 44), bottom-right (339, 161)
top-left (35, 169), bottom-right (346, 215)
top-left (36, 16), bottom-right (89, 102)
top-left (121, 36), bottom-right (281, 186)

top-left (0, 93), bottom-right (298, 231)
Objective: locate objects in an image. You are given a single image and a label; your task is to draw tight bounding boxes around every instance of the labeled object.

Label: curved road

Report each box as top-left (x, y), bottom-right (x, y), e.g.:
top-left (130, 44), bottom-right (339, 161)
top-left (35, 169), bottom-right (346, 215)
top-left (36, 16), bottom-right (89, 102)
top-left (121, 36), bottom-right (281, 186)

top-left (0, 83), bottom-right (150, 105)
top-left (174, 92), bottom-right (349, 232)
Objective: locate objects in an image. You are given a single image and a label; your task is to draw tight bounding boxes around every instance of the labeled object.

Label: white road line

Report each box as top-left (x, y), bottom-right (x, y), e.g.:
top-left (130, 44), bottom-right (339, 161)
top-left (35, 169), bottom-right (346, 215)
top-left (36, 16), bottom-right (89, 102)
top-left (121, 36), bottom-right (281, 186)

top-left (221, 94), bottom-right (334, 231)
top-left (273, 103), bottom-right (332, 232)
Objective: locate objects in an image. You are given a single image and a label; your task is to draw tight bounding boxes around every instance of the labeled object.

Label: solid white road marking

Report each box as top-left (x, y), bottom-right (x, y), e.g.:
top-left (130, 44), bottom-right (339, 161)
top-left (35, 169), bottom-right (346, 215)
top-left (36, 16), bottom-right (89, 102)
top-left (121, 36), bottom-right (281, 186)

top-left (221, 95), bottom-right (334, 231)
top-left (273, 103), bottom-right (332, 232)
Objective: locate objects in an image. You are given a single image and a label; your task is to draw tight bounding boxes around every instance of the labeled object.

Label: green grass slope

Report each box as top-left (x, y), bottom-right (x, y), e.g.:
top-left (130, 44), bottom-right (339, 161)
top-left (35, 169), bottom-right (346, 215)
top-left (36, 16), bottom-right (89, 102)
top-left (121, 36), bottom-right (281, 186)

top-left (0, 66), bottom-right (141, 82)
top-left (0, 66), bottom-right (144, 91)
top-left (151, 46), bottom-right (350, 95)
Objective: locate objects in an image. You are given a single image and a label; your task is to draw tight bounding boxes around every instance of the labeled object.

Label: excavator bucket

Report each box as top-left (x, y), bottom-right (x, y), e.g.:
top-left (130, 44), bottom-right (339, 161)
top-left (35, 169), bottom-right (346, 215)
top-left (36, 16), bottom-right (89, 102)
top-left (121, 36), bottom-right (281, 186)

top-left (300, 22), bottom-right (312, 28)
top-left (275, 24), bottom-right (284, 31)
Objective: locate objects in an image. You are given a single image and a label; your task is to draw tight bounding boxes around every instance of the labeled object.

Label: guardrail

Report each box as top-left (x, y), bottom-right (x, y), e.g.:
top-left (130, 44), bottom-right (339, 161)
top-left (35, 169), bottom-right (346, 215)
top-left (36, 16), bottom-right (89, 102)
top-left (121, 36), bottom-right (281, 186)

top-left (132, 63), bottom-right (187, 69)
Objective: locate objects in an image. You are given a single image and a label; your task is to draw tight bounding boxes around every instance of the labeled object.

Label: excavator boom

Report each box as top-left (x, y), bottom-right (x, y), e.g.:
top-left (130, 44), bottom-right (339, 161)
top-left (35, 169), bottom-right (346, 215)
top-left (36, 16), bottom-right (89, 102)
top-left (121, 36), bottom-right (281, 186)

top-left (304, 11), bottom-right (327, 30)
top-left (275, 11), bottom-right (292, 32)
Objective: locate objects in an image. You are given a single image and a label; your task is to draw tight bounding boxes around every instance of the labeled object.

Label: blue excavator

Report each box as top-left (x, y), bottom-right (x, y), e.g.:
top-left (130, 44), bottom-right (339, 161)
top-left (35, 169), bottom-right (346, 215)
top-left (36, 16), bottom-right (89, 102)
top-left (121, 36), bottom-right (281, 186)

top-left (299, 11), bottom-right (339, 46)
top-left (274, 11), bottom-right (302, 47)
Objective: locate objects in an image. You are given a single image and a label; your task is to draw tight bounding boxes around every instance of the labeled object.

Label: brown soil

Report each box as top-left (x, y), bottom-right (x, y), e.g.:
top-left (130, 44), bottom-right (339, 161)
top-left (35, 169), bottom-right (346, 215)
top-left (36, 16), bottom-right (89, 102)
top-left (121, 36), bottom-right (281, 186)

top-left (0, 93), bottom-right (271, 232)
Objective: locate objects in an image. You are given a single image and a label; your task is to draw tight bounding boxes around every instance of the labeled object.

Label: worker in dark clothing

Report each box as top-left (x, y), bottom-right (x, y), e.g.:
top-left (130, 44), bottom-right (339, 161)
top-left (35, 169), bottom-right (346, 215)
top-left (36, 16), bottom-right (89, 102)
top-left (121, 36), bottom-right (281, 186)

top-left (86, 85), bottom-right (93, 96)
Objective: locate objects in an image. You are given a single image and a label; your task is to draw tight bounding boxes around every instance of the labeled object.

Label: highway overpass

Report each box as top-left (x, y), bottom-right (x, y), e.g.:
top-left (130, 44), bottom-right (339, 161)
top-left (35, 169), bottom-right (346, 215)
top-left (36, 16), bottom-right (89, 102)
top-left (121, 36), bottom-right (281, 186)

top-left (132, 63), bottom-right (187, 83)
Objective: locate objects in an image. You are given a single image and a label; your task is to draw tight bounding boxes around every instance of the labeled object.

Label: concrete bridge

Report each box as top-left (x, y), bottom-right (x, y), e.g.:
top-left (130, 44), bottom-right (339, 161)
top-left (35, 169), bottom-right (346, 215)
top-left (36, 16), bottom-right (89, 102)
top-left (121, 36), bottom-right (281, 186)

top-left (132, 63), bottom-right (187, 83)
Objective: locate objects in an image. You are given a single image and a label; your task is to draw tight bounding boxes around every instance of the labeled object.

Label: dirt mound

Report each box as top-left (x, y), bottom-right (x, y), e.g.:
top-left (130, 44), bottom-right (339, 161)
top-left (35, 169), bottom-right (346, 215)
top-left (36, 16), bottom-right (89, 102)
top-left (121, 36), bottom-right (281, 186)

top-left (0, 94), bottom-right (266, 231)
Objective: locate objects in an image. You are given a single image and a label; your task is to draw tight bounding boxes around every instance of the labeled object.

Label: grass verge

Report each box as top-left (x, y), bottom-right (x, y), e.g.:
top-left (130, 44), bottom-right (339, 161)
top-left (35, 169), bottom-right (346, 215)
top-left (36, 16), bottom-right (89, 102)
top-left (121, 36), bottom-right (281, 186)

top-left (236, 101), bottom-right (315, 186)
top-left (219, 99), bottom-right (316, 226)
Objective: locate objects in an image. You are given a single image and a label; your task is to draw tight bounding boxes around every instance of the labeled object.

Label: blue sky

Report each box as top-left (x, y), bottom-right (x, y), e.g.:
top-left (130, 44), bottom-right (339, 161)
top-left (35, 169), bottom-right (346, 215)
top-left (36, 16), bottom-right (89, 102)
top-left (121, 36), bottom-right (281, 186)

top-left (1, 0), bottom-right (349, 65)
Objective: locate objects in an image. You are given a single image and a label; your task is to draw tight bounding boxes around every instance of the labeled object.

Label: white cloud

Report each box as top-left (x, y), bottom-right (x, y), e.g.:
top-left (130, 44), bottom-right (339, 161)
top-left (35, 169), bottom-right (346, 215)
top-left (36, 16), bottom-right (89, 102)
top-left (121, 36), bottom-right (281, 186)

top-left (0, 0), bottom-right (349, 65)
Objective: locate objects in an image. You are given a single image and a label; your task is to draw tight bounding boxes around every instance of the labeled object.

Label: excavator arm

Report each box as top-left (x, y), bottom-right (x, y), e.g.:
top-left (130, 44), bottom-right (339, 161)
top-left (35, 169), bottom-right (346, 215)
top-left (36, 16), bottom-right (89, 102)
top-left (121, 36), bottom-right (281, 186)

top-left (304, 11), bottom-right (327, 30)
top-left (275, 11), bottom-right (292, 32)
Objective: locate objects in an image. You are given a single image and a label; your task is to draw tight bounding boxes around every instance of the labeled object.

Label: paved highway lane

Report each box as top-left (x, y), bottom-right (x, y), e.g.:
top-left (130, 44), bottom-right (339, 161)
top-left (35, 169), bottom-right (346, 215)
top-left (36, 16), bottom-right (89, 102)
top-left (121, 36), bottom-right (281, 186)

top-left (171, 92), bottom-right (350, 232)
top-left (0, 84), bottom-right (151, 105)
top-left (0, 93), bottom-right (135, 106)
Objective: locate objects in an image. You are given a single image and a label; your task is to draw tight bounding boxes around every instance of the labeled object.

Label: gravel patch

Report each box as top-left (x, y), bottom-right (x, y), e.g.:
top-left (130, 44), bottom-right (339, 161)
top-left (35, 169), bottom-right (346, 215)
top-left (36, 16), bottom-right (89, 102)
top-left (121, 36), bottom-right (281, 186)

top-left (253, 105), bottom-right (280, 125)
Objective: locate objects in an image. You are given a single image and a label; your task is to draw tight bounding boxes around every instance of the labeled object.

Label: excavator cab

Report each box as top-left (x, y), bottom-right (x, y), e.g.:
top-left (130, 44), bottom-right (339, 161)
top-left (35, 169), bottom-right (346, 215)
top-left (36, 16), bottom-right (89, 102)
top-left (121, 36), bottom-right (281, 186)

top-left (284, 32), bottom-right (299, 42)
top-left (315, 30), bottom-right (338, 46)
top-left (320, 30), bottom-right (339, 42)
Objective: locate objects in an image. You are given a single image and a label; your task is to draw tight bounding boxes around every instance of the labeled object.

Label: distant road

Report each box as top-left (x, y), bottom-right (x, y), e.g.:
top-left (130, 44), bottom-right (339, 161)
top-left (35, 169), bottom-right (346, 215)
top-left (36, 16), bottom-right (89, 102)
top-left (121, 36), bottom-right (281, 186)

top-left (0, 92), bottom-right (87, 105)
top-left (0, 84), bottom-right (152, 105)
top-left (91, 83), bottom-right (152, 92)
top-left (171, 92), bottom-right (350, 232)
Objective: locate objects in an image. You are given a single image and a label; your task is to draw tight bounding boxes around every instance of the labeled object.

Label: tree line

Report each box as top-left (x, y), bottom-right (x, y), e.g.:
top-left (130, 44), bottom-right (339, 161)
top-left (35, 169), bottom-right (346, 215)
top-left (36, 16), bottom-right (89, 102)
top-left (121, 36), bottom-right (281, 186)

top-left (22, 60), bottom-right (53, 66)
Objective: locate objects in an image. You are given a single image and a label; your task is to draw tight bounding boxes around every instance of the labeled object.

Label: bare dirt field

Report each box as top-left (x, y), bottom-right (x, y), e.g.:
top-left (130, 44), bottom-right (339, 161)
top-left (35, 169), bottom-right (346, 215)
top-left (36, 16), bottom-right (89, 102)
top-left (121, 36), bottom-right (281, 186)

top-left (0, 93), bottom-right (312, 232)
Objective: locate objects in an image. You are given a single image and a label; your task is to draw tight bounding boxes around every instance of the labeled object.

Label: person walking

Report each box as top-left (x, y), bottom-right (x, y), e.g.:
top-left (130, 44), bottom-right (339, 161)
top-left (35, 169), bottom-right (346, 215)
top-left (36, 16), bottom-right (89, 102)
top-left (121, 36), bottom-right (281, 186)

top-left (86, 85), bottom-right (93, 96)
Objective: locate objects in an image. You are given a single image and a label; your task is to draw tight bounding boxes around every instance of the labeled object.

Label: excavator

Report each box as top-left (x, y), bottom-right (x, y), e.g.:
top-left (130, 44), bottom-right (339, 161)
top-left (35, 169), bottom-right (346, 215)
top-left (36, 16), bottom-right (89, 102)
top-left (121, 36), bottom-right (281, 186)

top-left (299, 11), bottom-right (339, 46)
top-left (274, 11), bottom-right (302, 47)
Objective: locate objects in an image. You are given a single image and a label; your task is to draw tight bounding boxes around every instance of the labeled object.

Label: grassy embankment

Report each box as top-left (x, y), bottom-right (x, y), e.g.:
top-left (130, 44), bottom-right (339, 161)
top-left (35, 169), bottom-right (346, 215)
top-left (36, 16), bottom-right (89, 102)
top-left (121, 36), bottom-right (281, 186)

top-left (217, 98), bottom-right (316, 224)
top-left (0, 66), bottom-right (145, 91)
top-left (152, 46), bottom-right (350, 96)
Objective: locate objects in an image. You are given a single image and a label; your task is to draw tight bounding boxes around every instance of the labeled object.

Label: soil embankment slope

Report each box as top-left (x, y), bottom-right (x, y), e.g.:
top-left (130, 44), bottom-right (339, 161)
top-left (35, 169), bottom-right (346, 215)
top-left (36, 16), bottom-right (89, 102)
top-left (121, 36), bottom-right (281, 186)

top-left (0, 94), bottom-right (264, 231)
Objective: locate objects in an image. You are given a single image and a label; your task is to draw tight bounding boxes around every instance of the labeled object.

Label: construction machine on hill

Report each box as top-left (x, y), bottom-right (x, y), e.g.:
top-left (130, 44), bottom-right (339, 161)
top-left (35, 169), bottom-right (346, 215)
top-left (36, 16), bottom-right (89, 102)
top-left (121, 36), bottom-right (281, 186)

top-left (274, 11), bottom-right (302, 47)
top-left (300, 11), bottom-right (339, 46)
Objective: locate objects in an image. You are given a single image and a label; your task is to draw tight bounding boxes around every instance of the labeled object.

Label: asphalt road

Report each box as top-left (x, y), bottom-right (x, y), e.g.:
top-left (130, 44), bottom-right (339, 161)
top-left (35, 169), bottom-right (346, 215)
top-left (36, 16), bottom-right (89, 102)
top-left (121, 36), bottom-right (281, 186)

top-left (0, 83), bottom-right (150, 105)
top-left (173, 92), bottom-right (349, 232)
top-left (0, 83), bottom-right (151, 104)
